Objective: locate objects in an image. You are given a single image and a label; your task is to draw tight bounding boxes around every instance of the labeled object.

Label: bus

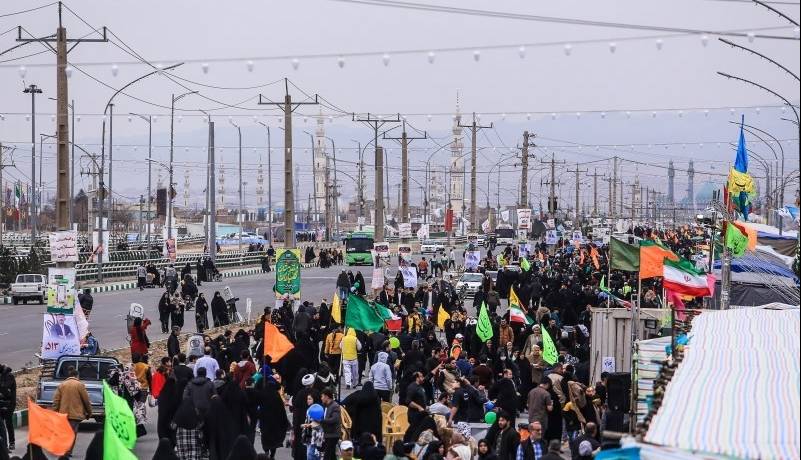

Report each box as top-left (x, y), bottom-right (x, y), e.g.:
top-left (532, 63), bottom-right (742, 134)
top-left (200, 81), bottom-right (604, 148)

top-left (345, 231), bottom-right (375, 265)
top-left (495, 225), bottom-right (516, 245)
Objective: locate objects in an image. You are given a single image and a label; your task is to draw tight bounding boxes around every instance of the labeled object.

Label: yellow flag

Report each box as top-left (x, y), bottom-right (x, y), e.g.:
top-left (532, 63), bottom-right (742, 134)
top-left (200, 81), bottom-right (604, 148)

top-left (331, 293), bottom-right (341, 324)
top-left (509, 286), bottom-right (522, 309)
top-left (437, 304), bottom-right (449, 330)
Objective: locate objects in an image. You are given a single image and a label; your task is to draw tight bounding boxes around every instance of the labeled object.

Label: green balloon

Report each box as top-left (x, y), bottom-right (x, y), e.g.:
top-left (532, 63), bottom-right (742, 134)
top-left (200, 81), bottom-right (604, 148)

top-left (389, 337), bottom-right (400, 349)
top-left (484, 411), bottom-right (497, 425)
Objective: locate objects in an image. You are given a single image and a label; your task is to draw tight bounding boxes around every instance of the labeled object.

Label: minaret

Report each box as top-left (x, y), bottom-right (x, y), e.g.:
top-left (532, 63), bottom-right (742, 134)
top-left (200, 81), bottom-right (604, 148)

top-left (256, 155), bottom-right (264, 207)
top-left (687, 160), bottom-right (695, 211)
top-left (667, 160), bottom-right (675, 204)
top-left (183, 169), bottom-right (190, 208)
top-left (449, 94), bottom-right (465, 217)
top-left (314, 110), bottom-right (328, 214)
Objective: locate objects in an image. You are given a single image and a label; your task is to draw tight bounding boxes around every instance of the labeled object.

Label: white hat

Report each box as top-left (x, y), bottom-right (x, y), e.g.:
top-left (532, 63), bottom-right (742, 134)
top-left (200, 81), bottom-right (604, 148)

top-left (578, 440), bottom-right (593, 456)
top-left (455, 333), bottom-right (464, 340)
top-left (340, 440), bottom-right (354, 451)
top-left (301, 374), bottom-right (315, 386)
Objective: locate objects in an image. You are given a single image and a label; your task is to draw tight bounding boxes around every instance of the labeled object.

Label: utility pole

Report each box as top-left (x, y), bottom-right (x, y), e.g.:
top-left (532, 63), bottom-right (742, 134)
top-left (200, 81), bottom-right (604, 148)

top-left (631, 180), bottom-right (639, 224)
top-left (541, 153), bottom-right (565, 218)
top-left (518, 131), bottom-right (536, 209)
top-left (257, 122), bottom-right (273, 246)
top-left (22, 84), bottom-right (42, 244)
top-left (208, 118), bottom-right (217, 261)
top-left (458, 113), bottom-right (492, 231)
top-left (0, 144), bottom-right (14, 245)
top-left (567, 163), bottom-right (587, 222)
top-left (230, 119), bottom-right (243, 252)
top-left (384, 120), bottom-right (426, 239)
top-left (611, 156), bottom-right (618, 221)
top-left (354, 113), bottom-right (401, 242)
top-left (258, 79), bottom-right (318, 248)
top-left (587, 169), bottom-right (604, 217)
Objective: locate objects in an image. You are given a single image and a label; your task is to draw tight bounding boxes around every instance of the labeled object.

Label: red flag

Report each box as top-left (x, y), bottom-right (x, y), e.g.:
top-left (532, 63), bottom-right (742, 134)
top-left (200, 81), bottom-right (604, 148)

top-left (589, 247), bottom-right (600, 270)
top-left (666, 290), bottom-right (686, 321)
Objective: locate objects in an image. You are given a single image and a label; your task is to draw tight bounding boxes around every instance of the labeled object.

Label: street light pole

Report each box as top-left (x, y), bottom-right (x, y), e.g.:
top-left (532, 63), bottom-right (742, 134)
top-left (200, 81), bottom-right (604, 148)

top-left (23, 84), bottom-right (42, 245)
top-left (257, 122), bottom-right (273, 246)
top-left (169, 90), bottom-right (198, 247)
top-left (303, 131), bottom-right (318, 233)
top-left (230, 119), bottom-right (243, 252)
top-left (325, 137), bottom-right (339, 238)
top-left (130, 113), bottom-right (152, 255)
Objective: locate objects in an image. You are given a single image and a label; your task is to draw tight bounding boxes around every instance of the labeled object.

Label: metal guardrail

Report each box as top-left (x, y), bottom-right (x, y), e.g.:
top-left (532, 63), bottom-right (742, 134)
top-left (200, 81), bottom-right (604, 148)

top-left (74, 251), bottom-right (268, 282)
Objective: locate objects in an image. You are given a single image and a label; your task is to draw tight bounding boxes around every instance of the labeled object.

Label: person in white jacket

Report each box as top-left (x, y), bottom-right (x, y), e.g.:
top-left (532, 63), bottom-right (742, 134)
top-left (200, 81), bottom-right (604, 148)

top-left (369, 351), bottom-right (393, 402)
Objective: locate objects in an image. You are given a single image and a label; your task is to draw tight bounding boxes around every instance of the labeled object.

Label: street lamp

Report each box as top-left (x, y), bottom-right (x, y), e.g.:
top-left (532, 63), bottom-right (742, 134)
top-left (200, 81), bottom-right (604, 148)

top-left (325, 136), bottom-right (340, 238)
top-left (23, 84), bottom-right (42, 245)
top-left (302, 130), bottom-right (319, 234)
top-left (129, 113), bottom-right (152, 251)
top-left (229, 118), bottom-right (243, 252)
top-left (256, 122), bottom-right (273, 246)
top-left (168, 90), bottom-right (198, 246)
top-left (97, 62), bottom-right (182, 282)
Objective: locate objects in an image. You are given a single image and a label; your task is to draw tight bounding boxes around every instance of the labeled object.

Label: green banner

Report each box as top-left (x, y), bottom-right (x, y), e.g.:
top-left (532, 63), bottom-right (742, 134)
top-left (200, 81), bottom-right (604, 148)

top-left (476, 302), bottom-right (494, 342)
top-left (541, 327), bottom-right (559, 366)
top-left (274, 248), bottom-right (302, 299)
top-left (102, 380), bottom-right (137, 453)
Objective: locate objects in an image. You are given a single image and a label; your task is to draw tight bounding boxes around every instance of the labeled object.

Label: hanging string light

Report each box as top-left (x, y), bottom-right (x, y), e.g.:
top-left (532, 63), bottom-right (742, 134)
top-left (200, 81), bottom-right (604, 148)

top-left (382, 53), bottom-right (391, 66)
top-left (111, 64), bottom-right (119, 76)
top-left (518, 46), bottom-right (526, 59)
top-left (291, 58), bottom-right (300, 70)
top-left (427, 51), bottom-right (436, 64)
top-left (563, 44), bottom-right (573, 56)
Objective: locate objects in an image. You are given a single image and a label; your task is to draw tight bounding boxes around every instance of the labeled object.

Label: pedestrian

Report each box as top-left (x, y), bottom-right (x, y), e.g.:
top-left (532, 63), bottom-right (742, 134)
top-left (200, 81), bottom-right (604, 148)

top-left (341, 380), bottom-right (382, 444)
top-left (484, 410), bottom-right (520, 460)
top-left (158, 291), bottom-right (172, 333)
top-left (340, 329), bottom-right (362, 390)
top-left (336, 270), bottom-right (351, 303)
top-left (195, 293), bottom-right (209, 333)
top-left (0, 364), bottom-right (16, 451)
top-left (318, 389), bottom-right (341, 460)
top-left (323, 327), bottom-right (343, 382)
top-left (129, 316), bottom-right (151, 360)
top-left (183, 366), bottom-right (216, 416)
top-left (52, 367), bottom-right (92, 457)
top-left (211, 291), bottom-right (229, 327)
top-left (195, 346), bottom-right (220, 380)
top-left (257, 378), bottom-right (289, 459)
top-left (368, 351), bottom-right (393, 402)
top-left (167, 326), bottom-right (181, 359)
top-left (137, 263), bottom-right (147, 290)
top-left (78, 288), bottom-right (94, 318)
top-left (516, 421), bottom-right (546, 460)
top-left (541, 439), bottom-right (564, 460)
top-left (172, 398), bottom-right (207, 460)
top-left (527, 377), bottom-right (554, 432)
top-left (170, 293), bottom-right (185, 330)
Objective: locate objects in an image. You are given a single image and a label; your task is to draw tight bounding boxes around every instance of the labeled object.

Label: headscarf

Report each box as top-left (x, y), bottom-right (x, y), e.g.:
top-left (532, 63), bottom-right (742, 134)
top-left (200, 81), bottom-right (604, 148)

top-left (172, 398), bottom-right (200, 430)
top-left (225, 435), bottom-right (257, 460)
top-left (152, 437), bottom-right (180, 460)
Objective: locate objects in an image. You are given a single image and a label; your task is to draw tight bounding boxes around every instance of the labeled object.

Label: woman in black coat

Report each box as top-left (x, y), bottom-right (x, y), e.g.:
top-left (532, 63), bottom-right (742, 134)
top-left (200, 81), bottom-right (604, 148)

top-left (341, 380), bottom-right (383, 444)
top-left (158, 292), bottom-right (172, 333)
top-left (156, 375), bottom-right (180, 442)
top-left (195, 293), bottom-right (209, 332)
top-left (211, 291), bottom-right (228, 327)
top-left (354, 271), bottom-right (367, 296)
top-left (258, 380), bottom-right (289, 459)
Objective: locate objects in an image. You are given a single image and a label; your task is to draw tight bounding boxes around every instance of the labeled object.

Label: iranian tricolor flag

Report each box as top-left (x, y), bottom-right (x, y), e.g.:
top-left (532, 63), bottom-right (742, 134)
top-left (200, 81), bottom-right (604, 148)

top-left (508, 287), bottom-right (531, 325)
top-left (377, 304), bottom-right (402, 331)
top-left (662, 258), bottom-right (711, 297)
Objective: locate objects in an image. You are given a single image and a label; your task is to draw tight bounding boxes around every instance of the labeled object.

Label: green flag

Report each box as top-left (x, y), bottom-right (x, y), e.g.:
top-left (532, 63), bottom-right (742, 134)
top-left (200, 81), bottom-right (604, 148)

top-left (724, 222), bottom-right (748, 257)
top-left (345, 294), bottom-right (386, 332)
top-left (541, 327), bottom-right (558, 365)
top-left (476, 302), bottom-right (494, 342)
top-left (102, 380), bottom-right (137, 457)
top-left (103, 420), bottom-right (137, 460)
top-left (520, 257), bottom-right (531, 272)
top-left (609, 237), bottom-right (640, 272)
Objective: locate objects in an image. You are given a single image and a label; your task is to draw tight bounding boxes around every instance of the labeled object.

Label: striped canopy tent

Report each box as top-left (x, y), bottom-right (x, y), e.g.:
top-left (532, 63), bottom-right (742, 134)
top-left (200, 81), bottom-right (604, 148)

top-left (645, 304), bottom-right (800, 459)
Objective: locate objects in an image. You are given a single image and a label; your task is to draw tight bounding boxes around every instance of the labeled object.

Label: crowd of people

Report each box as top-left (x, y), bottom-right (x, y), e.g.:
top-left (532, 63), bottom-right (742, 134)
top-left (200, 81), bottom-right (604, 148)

top-left (3, 226), bottom-right (711, 460)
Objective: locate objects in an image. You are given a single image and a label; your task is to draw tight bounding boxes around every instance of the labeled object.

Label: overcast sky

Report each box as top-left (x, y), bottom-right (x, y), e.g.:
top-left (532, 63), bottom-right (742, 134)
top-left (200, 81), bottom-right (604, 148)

top-left (0, 0), bottom-right (798, 211)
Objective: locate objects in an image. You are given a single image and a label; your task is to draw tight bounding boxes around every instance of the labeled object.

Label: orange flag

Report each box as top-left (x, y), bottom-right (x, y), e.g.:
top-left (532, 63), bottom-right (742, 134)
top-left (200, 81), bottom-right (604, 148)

top-left (579, 249), bottom-right (585, 266)
top-left (28, 399), bottom-right (75, 457)
top-left (733, 221), bottom-right (757, 251)
top-left (263, 321), bottom-right (295, 361)
top-left (589, 247), bottom-right (600, 270)
top-left (639, 242), bottom-right (679, 279)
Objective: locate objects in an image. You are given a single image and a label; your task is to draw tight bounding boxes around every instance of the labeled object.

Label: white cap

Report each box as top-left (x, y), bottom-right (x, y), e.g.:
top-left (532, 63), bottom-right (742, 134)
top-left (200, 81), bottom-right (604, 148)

top-left (301, 374), bottom-right (315, 386)
top-left (340, 440), bottom-right (354, 451)
top-left (455, 333), bottom-right (464, 339)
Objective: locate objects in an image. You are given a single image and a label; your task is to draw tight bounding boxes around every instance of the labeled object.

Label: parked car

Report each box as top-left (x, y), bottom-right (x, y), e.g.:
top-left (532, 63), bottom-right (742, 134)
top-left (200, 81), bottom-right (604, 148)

top-left (420, 240), bottom-right (445, 254)
top-left (36, 355), bottom-right (121, 423)
top-left (10, 273), bottom-right (46, 305)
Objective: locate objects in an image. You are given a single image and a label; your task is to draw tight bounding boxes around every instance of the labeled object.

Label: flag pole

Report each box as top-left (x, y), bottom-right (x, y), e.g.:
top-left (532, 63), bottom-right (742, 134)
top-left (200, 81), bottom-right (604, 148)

top-left (336, 326), bottom-right (345, 400)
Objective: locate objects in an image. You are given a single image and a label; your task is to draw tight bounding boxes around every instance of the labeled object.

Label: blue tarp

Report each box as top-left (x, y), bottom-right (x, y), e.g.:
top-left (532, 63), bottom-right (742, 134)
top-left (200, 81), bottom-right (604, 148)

top-left (714, 252), bottom-right (798, 282)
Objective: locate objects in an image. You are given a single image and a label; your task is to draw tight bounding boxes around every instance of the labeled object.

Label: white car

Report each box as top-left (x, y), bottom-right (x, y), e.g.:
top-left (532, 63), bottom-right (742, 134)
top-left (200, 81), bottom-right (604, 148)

top-left (455, 272), bottom-right (484, 296)
top-left (420, 240), bottom-right (444, 254)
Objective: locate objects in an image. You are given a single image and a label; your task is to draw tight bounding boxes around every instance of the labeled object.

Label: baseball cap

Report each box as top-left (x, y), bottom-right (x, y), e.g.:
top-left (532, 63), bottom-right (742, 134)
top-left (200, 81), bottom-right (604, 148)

top-left (340, 440), bottom-right (354, 451)
top-left (455, 333), bottom-right (464, 339)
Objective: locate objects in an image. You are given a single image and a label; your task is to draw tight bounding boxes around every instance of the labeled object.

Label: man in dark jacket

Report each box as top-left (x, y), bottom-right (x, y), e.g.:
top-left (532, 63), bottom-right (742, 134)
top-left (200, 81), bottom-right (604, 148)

top-left (183, 367), bottom-right (215, 415)
top-left (167, 326), bottom-right (181, 359)
top-left (336, 270), bottom-right (351, 302)
top-left (489, 368), bottom-right (519, 420)
top-left (0, 364), bottom-right (16, 450)
top-left (518, 421), bottom-right (547, 460)
top-left (319, 389), bottom-right (341, 460)
top-left (485, 410), bottom-right (520, 460)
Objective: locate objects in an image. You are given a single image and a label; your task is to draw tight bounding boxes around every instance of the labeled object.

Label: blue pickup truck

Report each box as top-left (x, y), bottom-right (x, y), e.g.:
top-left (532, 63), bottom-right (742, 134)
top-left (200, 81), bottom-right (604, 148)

top-left (36, 355), bottom-right (121, 423)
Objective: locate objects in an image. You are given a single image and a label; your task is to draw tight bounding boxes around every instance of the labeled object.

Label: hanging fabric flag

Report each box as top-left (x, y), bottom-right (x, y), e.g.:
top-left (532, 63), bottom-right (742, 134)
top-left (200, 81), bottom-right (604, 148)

top-left (727, 116), bottom-right (755, 220)
top-left (665, 289), bottom-right (687, 321)
top-left (732, 221), bottom-right (757, 251)
top-left (724, 221), bottom-right (749, 257)
top-left (263, 321), bottom-right (295, 361)
top-left (330, 291), bottom-right (342, 324)
top-left (476, 302), bottom-right (494, 342)
top-left (579, 248), bottom-right (585, 266)
top-left (102, 380), bottom-right (137, 451)
top-left (610, 237), bottom-right (640, 271)
top-left (599, 276), bottom-right (633, 309)
top-left (639, 240), bottom-right (678, 279)
top-left (589, 246), bottom-right (601, 270)
top-left (508, 286), bottom-right (529, 324)
top-left (509, 286), bottom-right (523, 310)
top-left (520, 256), bottom-right (531, 272)
top-left (541, 326), bottom-right (558, 365)
top-left (437, 304), bottom-right (449, 330)
top-left (27, 399), bottom-right (75, 457)
top-left (344, 294), bottom-right (386, 332)
top-left (14, 183), bottom-right (21, 209)
top-left (662, 258), bottom-right (711, 297)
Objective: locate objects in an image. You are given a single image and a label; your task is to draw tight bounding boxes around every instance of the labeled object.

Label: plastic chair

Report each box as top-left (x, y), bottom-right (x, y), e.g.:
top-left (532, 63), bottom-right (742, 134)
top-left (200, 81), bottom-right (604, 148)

top-left (382, 405), bottom-right (409, 447)
top-left (341, 406), bottom-right (352, 440)
top-left (380, 401), bottom-right (393, 419)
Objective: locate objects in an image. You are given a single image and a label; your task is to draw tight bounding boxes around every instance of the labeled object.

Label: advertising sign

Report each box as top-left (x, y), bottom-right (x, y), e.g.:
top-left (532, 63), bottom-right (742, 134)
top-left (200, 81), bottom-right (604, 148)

top-left (90, 230), bottom-right (109, 264)
top-left (398, 222), bottom-right (412, 239)
top-left (401, 266), bottom-right (418, 289)
top-left (274, 249), bottom-right (302, 299)
top-left (49, 231), bottom-right (79, 262)
top-left (47, 268), bottom-right (76, 314)
top-left (41, 313), bottom-right (80, 359)
top-left (517, 208), bottom-right (532, 230)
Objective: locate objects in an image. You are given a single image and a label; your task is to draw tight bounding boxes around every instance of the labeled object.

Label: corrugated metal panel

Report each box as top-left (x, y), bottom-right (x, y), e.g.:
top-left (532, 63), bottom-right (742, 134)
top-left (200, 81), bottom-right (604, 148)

top-left (590, 307), bottom-right (666, 383)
